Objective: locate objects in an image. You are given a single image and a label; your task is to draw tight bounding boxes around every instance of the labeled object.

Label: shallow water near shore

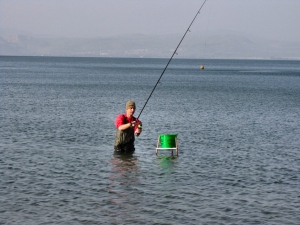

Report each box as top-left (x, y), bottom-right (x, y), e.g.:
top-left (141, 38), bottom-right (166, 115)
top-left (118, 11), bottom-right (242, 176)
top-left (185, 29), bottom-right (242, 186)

top-left (1, 56), bottom-right (300, 224)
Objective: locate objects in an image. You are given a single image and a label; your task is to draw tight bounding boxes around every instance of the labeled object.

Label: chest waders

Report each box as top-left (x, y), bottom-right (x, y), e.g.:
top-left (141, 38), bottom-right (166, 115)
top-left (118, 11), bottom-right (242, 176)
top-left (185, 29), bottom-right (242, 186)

top-left (114, 116), bottom-right (135, 152)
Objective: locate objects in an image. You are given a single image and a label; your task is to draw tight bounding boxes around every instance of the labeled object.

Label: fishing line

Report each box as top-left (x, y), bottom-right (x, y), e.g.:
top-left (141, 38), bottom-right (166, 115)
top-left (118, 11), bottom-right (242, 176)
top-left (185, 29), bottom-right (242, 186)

top-left (203, 0), bottom-right (212, 58)
top-left (137, 0), bottom-right (208, 119)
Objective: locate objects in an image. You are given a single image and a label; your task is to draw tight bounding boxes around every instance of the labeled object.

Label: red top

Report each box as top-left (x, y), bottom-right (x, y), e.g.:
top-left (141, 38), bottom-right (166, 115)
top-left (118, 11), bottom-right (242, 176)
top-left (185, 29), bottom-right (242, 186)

top-left (115, 114), bottom-right (139, 132)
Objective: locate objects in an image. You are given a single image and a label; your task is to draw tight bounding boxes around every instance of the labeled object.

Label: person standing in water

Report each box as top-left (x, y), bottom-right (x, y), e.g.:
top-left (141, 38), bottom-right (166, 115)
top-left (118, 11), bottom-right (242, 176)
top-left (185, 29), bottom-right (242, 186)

top-left (114, 101), bottom-right (142, 153)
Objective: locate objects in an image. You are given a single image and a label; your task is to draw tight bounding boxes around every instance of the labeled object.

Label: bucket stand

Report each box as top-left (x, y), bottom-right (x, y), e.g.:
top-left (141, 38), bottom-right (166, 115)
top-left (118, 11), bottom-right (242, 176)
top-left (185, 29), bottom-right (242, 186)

top-left (156, 134), bottom-right (178, 156)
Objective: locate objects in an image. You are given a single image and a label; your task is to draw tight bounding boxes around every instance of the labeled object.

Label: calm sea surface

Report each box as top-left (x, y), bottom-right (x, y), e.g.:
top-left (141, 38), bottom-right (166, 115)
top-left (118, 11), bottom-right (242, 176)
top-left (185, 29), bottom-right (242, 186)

top-left (1, 56), bottom-right (300, 224)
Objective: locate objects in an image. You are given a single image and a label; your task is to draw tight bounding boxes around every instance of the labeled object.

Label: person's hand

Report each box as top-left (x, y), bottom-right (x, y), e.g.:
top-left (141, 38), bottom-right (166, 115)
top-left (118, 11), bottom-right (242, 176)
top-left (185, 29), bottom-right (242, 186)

top-left (135, 126), bottom-right (142, 136)
top-left (135, 129), bottom-right (141, 136)
top-left (130, 121), bottom-right (136, 127)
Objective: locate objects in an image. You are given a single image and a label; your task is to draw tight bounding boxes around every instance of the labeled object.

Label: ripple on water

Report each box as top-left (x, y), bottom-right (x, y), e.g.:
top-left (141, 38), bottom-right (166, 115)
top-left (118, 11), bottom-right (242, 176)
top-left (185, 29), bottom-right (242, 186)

top-left (1, 57), bottom-right (300, 224)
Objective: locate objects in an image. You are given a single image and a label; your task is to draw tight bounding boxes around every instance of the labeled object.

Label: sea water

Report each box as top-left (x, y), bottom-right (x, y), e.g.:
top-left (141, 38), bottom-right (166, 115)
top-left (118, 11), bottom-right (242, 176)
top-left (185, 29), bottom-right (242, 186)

top-left (1, 56), bottom-right (300, 224)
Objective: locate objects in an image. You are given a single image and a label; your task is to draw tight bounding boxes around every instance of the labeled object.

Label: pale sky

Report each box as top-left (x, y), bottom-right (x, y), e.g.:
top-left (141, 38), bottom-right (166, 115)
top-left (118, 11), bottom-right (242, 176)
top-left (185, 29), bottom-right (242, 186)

top-left (1, 0), bottom-right (300, 42)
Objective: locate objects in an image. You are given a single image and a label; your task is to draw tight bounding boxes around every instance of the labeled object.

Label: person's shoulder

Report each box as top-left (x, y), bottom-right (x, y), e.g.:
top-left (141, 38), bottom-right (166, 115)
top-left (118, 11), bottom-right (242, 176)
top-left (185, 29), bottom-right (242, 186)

top-left (116, 114), bottom-right (125, 119)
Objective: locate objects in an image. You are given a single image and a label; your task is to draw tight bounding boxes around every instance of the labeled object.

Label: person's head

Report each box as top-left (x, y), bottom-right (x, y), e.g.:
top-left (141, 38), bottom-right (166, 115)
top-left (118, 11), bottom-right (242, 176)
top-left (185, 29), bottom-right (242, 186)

top-left (126, 100), bottom-right (136, 117)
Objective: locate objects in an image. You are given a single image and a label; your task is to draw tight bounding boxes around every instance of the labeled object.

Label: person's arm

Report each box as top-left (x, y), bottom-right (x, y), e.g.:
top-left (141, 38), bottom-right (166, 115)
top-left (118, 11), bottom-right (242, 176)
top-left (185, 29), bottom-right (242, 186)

top-left (118, 121), bottom-right (135, 131)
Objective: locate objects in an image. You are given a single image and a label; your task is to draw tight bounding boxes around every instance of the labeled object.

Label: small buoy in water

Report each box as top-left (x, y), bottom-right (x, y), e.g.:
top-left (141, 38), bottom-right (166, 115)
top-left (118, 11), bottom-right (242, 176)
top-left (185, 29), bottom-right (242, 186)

top-left (200, 65), bottom-right (205, 70)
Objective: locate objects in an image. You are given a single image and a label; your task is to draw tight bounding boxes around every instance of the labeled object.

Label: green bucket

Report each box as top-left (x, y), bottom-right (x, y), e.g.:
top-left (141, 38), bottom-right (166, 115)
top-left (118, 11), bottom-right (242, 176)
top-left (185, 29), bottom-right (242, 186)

top-left (159, 134), bottom-right (178, 148)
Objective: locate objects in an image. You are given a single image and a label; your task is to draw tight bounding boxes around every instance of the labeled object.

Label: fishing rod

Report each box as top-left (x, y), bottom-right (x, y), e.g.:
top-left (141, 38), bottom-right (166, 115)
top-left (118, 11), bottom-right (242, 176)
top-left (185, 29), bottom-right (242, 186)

top-left (137, 0), bottom-right (208, 119)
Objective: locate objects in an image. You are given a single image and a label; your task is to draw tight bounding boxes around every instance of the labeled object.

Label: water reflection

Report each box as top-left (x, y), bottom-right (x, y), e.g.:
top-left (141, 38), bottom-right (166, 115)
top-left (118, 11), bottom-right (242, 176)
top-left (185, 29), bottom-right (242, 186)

top-left (109, 152), bottom-right (139, 187)
top-left (157, 155), bottom-right (178, 174)
top-left (106, 153), bottom-right (140, 223)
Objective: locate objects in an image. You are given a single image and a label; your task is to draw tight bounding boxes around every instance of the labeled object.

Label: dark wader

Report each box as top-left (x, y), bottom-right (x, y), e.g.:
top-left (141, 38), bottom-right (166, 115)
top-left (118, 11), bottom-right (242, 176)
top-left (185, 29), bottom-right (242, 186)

top-left (114, 120), bottom-right (135, 153)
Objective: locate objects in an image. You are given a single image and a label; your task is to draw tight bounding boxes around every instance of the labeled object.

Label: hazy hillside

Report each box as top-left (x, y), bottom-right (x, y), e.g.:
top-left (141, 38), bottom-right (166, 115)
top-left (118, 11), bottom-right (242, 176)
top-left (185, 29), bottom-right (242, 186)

top-left (1, 33), bottom-right (299, 59)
